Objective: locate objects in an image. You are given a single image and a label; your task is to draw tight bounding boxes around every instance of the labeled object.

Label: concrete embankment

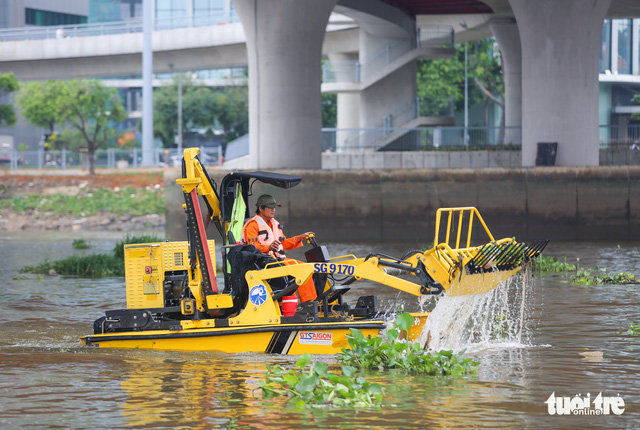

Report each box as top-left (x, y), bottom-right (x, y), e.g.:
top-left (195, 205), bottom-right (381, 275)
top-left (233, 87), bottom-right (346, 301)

top-left (165, 166), bottom-right (640, 244)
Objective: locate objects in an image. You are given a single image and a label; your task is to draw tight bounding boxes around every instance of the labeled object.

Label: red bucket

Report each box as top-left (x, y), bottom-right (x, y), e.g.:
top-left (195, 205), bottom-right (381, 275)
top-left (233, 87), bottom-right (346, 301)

top-left (281, 295), bottom-right (298, 316)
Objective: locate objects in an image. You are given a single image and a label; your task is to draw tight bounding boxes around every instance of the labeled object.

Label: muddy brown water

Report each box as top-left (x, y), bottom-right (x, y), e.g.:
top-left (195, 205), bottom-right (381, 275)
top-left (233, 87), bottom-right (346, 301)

top-left (1, 231), bottom-right (639, 429)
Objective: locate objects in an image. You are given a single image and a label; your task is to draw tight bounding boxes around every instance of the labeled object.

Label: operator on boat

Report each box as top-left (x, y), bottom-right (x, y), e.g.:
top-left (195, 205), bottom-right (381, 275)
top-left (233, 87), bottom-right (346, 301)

top-left (242, 194), bottom-right (317, 302)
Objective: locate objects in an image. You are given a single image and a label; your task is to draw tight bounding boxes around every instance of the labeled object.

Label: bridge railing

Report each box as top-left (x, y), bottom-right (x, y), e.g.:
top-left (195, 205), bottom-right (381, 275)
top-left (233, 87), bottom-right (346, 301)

top-left (599, 124), bottom-right (640, 149)
top-left (322, 126), bottom-right (522, 152)
top-left (0, 11), bottom-right (239, 42)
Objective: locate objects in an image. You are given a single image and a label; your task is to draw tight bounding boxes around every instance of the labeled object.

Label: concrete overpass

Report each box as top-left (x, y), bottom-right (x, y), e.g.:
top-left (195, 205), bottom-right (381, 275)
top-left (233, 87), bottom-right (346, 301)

top-left (2, 0), bottom-right (640, 170)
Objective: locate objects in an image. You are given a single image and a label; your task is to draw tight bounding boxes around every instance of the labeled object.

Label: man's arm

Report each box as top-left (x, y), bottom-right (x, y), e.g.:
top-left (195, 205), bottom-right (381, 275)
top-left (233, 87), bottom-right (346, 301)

top-left (282, 232), bottom-right (314, 250)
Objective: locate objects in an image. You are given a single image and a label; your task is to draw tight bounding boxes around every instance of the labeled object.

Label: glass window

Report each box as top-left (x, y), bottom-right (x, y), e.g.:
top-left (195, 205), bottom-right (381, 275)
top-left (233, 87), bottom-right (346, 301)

top-left (617, 19), bottom-right (632, 75)
top-left (156, 0), bottom-right (186, 18)
top-left (194, 0), bottom-right (225, 14)
top-left (600, 20), bottom-right (611, 73)
top-left (25, 8), bottom-right (87, 26)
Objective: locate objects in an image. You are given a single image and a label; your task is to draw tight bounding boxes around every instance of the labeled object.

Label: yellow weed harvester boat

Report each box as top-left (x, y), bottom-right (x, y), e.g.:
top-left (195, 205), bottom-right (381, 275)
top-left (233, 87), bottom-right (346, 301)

top-left (82, 148), bottom-right (547, 354)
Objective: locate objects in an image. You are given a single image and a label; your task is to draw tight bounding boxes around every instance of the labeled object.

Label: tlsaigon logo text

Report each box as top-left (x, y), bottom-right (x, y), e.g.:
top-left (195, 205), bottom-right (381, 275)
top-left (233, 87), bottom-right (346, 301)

top-left (545, 392), bottom-right (625, 415)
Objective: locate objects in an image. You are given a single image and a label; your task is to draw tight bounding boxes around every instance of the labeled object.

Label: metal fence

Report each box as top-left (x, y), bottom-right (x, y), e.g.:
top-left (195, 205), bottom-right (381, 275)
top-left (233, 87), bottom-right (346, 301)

top-left (599, 124), bottom-right (640, 149)
top-left (322, 126), bottom-right (522, 152)
top-left (0, 147), bottom-right (222, 170)
top-left (0, 11), bottom-right (239, 42)
top-left (416, 26), bottom-right (455, 48)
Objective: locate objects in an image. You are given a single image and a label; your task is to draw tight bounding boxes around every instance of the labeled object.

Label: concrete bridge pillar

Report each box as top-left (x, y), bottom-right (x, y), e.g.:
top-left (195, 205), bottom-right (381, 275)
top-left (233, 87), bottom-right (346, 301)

top-left (490, 20), bottom-right (521, 145)
top-left (509, 0), bottom-right (611, 166)
top-left (234, 0), bottom-right (337, 169)
top-left (329, 52), bottom-right (361, 151)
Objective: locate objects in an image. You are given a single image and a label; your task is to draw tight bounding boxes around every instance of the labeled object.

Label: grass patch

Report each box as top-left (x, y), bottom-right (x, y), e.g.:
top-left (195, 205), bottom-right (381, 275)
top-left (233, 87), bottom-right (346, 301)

top-left (0, 187), bottom-right (163, 217)
top-left (21, 234), bottom-right (162, 278)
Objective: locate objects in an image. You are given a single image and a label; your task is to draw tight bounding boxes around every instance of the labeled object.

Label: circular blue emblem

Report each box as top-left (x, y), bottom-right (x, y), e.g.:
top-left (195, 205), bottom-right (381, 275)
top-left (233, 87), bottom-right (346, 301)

top-left (249, 284), bottom-right (268, 306)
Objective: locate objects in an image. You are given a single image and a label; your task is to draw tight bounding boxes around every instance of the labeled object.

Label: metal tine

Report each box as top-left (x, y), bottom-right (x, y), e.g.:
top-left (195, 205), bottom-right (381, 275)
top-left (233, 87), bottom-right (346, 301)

top-left (470, 243), bottom-right (493, 266)
top-left (496, 242), bottom-right (525, 266)
top-left (524, 240), bottom-right (549, 259)
top-left (498, 240), bottom-right (547, 267)
top-left (492, 242), bottom-right (515, 265)
top-left (489, 242), bottom-right (513, 265)
top-left (476, 242), bottom-right (512, 268)
top-left (471, 243), bottom-right (494, 266)
top-left (474, 243), bottom-right (504, 267)
top-left (532, 239), bottom-right (550, 255)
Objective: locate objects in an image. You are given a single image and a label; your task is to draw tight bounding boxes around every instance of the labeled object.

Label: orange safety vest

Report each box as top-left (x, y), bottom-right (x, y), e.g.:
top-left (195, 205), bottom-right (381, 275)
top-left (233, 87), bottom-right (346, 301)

top-left (241, 214), bottom-right (317, 303)
top-left (242, 215), bottom-right (286, 258)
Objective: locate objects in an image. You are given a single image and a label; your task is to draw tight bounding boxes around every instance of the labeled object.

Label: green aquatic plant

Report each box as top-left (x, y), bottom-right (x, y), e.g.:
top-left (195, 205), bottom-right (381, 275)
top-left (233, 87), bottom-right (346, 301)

top-left (337, 312), bottom-right (478, 376)
top-left (535, 255), bottom-right (576, 273)
top-left (257, 353), bottom-right (384, 407)
top-left (620, 322), bottom-right (640, 336)
top-left (72, 239), bottom-right (90, 250)
top-left (571, 266), bottom-right (638, 286)
top-left (480, 313), bottom-right (513, 339)
top-left (22, 254), bottom-right (122, 278)
top-left (113, 234), bottom-right (162, 260)
top-left (21, 234), bottom-right (163, 278)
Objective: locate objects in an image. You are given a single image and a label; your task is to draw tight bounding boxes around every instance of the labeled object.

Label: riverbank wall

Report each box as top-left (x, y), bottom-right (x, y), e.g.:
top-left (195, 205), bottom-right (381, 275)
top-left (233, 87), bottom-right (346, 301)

top-left (165, 166), bottom-right (640, 244)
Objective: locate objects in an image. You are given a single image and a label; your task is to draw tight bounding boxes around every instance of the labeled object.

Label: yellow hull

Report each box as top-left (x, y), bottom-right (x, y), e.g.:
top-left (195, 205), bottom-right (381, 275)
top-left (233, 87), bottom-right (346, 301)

top-left (82, 312), bottom-right (430, 354)
top-left (83, 321), bottom-right (385, 354)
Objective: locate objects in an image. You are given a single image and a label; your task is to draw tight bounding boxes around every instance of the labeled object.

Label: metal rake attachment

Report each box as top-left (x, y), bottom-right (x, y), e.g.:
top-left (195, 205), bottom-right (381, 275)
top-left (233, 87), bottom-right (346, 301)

top-left (465, 239), bottom-right (549, 274)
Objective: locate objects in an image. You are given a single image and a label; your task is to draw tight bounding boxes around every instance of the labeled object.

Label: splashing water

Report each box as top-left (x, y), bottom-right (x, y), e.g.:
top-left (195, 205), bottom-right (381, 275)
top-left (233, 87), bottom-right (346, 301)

top-left (417, 267), bottom-right (535, 352)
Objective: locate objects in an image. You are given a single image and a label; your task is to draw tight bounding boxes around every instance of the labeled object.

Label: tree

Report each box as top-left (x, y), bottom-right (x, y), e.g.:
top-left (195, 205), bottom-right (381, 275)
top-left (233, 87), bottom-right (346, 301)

top-left (469, 39), bottom-right (505, 130)
top-left (209, 85), bottom-right (248, 148)
top-left (153, 75), bottom-right (248, 155)
top-left (632, 94), bottom-right (640, 121)
top-left (418, 50), bottom-right (464, 116)
top-left (322, 93), bottom-right (337, 128)
top-left (417, 39), bottom-right (504, 126)
top-left (16, 80), bottom-right (63, 140)
top-left (18, 79), bottom-right (125, 175)
top-left (0, 73), bottom-right (19, 127)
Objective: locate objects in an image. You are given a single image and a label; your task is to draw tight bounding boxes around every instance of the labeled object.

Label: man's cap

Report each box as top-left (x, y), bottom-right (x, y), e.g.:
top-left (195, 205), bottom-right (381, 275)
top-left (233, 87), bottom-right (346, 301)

top-left (256, 194), bottom-right (281, 208)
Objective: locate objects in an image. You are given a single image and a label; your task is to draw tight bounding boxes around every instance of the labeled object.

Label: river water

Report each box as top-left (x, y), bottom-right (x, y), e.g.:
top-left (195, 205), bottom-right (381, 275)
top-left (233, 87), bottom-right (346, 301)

top-left (1, 231), bottom-right (639, 429)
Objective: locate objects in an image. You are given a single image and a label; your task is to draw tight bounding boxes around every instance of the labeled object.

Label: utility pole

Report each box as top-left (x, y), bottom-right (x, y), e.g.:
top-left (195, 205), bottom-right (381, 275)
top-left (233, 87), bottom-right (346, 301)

top-left (177, 74), bottom-right (183, 155)
top-left (141, 0), bottom-right (154, 166)
top-left (464, 42), bottom-right (469, 147)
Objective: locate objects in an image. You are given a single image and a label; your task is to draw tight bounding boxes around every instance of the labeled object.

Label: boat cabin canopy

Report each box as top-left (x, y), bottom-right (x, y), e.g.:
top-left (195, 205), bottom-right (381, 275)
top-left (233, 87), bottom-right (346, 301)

top-left (219, 171), bottom-right (303, 244)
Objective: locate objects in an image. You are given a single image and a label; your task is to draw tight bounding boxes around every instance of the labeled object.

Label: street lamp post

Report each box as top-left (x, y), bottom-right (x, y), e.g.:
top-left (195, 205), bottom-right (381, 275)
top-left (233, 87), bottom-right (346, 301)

top-left (141, 0), bottom-right (154, 166)
top-left (177, 74), bottom-right (183, 156)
